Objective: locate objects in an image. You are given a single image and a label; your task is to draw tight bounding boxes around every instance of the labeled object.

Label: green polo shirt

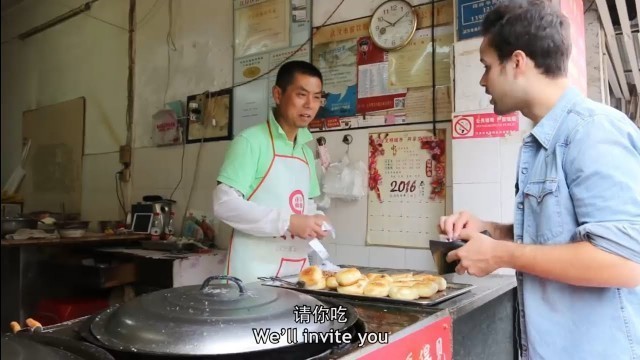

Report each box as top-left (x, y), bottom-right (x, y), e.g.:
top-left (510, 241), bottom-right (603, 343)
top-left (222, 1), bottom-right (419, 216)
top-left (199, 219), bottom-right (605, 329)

top-left (217, 111), bottom-right (320, 199)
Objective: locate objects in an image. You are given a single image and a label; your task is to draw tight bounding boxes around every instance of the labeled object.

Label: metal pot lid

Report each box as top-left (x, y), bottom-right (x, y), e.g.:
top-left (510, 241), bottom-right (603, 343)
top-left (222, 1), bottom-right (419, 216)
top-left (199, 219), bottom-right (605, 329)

top-left (1, 334), bottom-right (83, 360)
top-left (90, 276), bottom-right (353, 356)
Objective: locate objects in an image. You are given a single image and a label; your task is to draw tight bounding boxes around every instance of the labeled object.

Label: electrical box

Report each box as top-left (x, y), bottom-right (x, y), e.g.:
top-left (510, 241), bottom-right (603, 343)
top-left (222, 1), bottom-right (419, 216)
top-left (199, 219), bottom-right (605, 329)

top-left (119, 145), bottom-right (131, 165)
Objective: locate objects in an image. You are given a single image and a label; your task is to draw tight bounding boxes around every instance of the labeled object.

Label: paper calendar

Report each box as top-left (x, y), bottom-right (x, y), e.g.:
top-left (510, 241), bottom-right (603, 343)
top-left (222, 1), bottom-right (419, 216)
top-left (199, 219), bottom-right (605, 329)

top-left (367, 129), bottom-right (446, 248)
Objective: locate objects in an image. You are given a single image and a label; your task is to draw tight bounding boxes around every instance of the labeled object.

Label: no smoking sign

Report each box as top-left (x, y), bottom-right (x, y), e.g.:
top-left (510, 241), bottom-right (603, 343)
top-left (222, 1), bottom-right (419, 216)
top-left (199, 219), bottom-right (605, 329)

top-left (453, 116), bottom-right (474, 138)
top-left (452, 112), bottom-right (519, 139)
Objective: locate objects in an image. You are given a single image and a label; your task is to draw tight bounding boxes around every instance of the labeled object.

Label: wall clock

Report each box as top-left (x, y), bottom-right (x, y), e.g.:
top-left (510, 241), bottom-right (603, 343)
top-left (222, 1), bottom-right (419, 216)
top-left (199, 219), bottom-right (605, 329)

top-left (369, 0), bottom-right (418, 51)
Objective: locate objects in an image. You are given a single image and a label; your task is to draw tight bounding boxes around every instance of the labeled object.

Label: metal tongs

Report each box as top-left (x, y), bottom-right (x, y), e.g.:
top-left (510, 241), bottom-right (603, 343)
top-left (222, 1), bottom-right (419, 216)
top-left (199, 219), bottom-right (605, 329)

top-left (257, 276), bottom-right (305, 288)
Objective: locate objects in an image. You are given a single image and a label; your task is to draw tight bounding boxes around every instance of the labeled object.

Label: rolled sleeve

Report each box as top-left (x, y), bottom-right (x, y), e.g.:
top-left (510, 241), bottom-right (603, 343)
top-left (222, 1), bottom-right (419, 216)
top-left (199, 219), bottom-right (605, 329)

top-left (576, 222), bottom-right (640, 263)
top-left (565, 114), bottom-right (640, 263)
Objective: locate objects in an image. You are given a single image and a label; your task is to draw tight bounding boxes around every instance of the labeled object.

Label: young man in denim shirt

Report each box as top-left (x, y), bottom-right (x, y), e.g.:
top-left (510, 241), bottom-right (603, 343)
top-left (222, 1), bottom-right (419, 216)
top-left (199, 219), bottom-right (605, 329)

top-left (440, 1), bottom-right (640, 358)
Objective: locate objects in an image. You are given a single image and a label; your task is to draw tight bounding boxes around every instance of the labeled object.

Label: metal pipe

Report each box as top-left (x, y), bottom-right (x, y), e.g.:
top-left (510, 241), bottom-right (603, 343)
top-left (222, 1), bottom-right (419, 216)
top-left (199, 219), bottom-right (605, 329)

top-left (17, 0), bottom-right (98, 40)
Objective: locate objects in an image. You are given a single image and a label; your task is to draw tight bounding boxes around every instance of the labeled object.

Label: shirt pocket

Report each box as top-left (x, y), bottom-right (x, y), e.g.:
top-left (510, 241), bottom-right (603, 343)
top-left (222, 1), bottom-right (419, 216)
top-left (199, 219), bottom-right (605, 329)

top-left (523, 179), bottom-right (563, 243)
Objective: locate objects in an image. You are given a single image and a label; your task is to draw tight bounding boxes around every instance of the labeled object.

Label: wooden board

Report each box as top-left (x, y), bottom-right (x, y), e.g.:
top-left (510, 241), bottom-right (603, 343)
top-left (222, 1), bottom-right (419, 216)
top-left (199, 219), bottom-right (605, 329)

top-left (22, 97), bottom-right (85, 214)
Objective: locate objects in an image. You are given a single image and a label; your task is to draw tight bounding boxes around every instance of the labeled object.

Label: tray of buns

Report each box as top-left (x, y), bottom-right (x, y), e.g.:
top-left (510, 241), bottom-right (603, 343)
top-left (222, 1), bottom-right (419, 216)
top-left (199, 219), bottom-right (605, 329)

top-left (260, 265), bottom-right (475, 307)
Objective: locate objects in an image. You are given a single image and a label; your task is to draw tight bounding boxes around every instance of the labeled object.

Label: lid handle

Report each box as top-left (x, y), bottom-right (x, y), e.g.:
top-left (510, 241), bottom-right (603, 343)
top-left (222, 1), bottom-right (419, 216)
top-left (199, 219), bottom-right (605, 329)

top-left (200, 275), bottom-right (246, 294)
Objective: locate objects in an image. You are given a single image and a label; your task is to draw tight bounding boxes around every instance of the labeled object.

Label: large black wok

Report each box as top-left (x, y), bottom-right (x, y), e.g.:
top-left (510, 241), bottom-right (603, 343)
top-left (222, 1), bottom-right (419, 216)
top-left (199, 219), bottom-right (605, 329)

top-left (79, 276), bottom-right (361, 359)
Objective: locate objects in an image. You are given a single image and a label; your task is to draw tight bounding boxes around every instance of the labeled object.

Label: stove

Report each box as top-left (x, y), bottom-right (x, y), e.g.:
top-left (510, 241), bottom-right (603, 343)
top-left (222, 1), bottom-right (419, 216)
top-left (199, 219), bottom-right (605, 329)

top-left (42, 293), bottom-right (437, 360)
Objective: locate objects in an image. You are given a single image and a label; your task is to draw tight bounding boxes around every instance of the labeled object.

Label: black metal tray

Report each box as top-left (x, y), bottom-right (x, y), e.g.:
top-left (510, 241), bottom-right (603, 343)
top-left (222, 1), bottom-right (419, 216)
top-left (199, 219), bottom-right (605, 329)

top-left (261, 265), bottom-right (475, 307)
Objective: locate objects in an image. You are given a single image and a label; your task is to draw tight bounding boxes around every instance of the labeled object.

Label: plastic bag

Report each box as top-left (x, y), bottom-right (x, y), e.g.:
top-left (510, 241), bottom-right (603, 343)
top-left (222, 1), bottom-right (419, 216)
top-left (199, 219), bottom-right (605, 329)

top-left (321, 155), bottom-right (367, 201)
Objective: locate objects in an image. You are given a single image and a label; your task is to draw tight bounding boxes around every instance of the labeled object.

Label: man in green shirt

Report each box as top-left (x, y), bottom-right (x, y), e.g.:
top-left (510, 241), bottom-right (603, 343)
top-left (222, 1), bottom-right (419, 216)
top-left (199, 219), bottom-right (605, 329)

top-left (213, 61), bottom-right (331, 282)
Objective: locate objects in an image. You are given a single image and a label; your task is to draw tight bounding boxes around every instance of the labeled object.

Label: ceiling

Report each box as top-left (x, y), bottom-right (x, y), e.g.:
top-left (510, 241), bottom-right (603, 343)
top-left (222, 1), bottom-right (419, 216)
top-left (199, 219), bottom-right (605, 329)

top-left (1, 0), bottom-right (24, 12)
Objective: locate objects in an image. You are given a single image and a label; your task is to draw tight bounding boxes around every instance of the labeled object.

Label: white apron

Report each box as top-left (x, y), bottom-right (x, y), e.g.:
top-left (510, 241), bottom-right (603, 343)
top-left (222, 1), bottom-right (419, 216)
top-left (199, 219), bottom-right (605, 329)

top-left (226, 121), bottom-right (312, 283)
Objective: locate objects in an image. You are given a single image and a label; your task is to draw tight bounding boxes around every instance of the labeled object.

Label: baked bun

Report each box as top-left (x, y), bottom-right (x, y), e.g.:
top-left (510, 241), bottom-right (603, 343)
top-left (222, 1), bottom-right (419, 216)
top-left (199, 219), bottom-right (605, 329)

top-left (337, 278), bottom-right (367, 295)
top-left (366, 273), bottom-right (393, 283)
top-left (412, 274), bottom-right (431, 281)
top-left (389, 285), bottom-right (420, 300)
top-left (365, 273), bottom-right (384, 281)
top-left (413, 274), bottom-right (447, 291)
top-left (326, 276), bottom-right (339, 289)
top-left (413, 281), bottom-right (439, 298)
top-left (424, 275), bottom-right (447, 291)
top-left (300, 266), bottom-right (323, 285)
top-left (336, 268), bottom-right (362, 286)
top-left (322, 271), bottom-right (336, 278)
top-left (304, 277), bottom-right (326, 290)
top-left (363, 280), bottom-right (390, 297)
top-left (392, 280), bottom-right (419, 287)
top-left (390, 273), bottom-right (414, 281)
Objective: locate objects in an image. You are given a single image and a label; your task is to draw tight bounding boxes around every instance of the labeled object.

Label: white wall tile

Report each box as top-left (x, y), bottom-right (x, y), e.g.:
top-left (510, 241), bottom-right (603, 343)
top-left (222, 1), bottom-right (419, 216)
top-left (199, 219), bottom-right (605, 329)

top-left (452, 138), bottom-right (502, 184)
top-left (368, 246), bottom-right (406, 269)
top-left (323, 243), bottom-right (337, 260)
top-left (405, 249), bottom-right (437, 272)
top-left (327, 199), bottom-right (368, 246)
top-left (500, 184), bottom-right (516, 224)
top-left (499, 137), bottom-right (521, 190)
top-left (453, 38), bottom-right (490, 112)
top-left (452, 183), bottom-right (502, 222)
top-left (334, 245), bottom-right (370, 267)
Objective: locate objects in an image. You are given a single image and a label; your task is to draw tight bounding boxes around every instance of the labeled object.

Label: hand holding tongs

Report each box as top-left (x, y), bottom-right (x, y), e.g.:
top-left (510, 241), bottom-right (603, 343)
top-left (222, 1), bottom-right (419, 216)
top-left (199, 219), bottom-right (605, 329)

top-left (257, 276), bottom-right (305, 288)
top-left (10, 318), bottom-right (43, 334)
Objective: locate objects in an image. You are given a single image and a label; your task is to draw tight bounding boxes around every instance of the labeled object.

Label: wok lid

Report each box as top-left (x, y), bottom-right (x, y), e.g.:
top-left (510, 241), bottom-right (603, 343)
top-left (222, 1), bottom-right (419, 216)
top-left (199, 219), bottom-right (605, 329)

top-left (90, 276), bottom-right (355, 356)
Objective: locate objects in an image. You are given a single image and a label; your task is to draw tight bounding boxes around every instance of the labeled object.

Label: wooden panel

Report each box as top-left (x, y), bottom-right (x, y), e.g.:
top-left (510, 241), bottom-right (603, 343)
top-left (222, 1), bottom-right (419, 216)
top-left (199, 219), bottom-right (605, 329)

top-left (22, 97), bottom-right (85, 214)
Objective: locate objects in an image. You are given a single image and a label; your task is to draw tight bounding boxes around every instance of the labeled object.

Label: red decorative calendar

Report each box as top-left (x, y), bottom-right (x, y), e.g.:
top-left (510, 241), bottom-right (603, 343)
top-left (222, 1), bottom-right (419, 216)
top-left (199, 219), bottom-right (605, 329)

top-left (367, 129), bottom-right (446, 248)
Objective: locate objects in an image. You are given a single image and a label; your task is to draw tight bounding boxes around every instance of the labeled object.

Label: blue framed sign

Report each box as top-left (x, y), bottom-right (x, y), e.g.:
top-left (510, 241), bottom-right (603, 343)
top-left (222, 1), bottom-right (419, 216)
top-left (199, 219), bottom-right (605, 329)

top-left (457, 0), bottom-right (498, 41)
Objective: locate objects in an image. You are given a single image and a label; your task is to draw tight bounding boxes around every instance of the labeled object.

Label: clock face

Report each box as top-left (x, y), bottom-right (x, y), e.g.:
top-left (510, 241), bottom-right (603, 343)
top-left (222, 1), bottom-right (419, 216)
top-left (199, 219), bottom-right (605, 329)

top-left (369, 0), bottom-right (417, 51)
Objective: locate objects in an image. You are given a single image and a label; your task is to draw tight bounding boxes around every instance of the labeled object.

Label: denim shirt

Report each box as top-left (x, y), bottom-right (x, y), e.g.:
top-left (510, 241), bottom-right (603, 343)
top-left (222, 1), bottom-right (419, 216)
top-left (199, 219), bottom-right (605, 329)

top-left (513, 87), bottom-right (640, 359)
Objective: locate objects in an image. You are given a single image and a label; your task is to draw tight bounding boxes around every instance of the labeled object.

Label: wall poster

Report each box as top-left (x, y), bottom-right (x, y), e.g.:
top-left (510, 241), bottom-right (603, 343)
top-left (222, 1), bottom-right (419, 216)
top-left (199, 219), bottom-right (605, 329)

top-left (310, 0), bottom-right (455, 133)
top-left (232, 0), bottom-right (312, 135)
top-left (367, 129), bottom-right (446, 248)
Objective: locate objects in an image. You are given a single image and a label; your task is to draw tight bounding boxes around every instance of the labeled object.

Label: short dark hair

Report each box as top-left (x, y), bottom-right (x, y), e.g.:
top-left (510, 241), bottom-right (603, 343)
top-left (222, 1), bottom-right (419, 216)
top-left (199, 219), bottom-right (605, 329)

top-left (275, 60), bottom-right (323, 92)
top-left (481, 0), bottom-right (571, 77)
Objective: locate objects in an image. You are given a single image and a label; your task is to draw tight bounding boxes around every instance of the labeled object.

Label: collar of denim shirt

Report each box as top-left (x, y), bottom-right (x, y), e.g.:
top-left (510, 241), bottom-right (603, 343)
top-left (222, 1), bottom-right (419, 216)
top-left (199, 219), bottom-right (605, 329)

top-left (530, 86), bottom-right (582, 149)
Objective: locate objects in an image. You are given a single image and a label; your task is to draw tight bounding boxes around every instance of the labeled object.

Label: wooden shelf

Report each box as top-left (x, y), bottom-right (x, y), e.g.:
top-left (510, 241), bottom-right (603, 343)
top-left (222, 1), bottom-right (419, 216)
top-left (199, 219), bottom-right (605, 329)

top-left (1, 233), bottom-right (150, 247)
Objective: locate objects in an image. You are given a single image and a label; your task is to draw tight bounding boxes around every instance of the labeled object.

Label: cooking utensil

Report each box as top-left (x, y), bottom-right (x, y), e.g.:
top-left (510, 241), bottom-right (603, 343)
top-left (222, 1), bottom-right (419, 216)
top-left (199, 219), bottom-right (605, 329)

top-left (88, 275), bottom-right (357, 357)
top-left (10, 318), bottom-right (43, 334)
top-left (257, 276), bottom-right (305, 288)
top-left (430, 230), bottom-right (492, 275)
top-left (56, 220), bottom-right (90, 238)
top-left (4, 317), bottom-right (114, 360)
top-left (1, 217), bottom-right (39, 237)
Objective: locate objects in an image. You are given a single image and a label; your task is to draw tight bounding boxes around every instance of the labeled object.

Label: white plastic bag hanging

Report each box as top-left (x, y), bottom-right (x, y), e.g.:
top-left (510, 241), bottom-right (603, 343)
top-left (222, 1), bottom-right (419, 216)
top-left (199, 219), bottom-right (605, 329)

top-left (322, 155), bottom-right (367, 201)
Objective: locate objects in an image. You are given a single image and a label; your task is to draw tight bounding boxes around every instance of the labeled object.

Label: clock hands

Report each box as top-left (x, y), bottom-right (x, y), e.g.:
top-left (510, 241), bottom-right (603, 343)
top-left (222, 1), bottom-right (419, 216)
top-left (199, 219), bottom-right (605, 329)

top-left (379, 11), bottom-right (411, 35)
top-left (391, 11), bottom-right (410, 26)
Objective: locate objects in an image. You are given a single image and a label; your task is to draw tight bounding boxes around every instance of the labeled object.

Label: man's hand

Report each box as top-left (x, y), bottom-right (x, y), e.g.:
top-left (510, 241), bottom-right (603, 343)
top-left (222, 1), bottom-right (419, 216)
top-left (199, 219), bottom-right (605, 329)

top-left (289, 214), bottom-right (329, 240)
top-left (439, 211), bottom-right (486, 240)
top-left (446, 229), bottom-right (506, 276)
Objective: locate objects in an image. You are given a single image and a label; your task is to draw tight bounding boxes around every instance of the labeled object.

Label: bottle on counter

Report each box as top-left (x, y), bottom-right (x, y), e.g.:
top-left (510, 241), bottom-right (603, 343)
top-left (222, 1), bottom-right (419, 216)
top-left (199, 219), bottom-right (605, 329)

top-left (164, 211), bottom-right (175, 238)
top-left (150, 212), bottom-right (162, 240)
